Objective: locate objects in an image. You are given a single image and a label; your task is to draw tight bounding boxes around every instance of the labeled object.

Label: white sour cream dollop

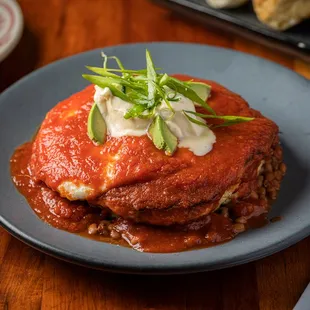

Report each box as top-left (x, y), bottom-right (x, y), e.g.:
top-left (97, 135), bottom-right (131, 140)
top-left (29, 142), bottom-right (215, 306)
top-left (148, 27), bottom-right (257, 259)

top-left (94, 85), bottom-right (216, 156)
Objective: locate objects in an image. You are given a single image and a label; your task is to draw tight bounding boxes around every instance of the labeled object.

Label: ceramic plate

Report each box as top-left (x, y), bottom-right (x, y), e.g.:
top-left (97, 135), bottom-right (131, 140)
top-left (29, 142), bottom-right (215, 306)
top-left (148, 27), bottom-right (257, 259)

top-left (0, 0), bottom-right (23, 62)
top-left (1, 43), bottom-right (310, 274)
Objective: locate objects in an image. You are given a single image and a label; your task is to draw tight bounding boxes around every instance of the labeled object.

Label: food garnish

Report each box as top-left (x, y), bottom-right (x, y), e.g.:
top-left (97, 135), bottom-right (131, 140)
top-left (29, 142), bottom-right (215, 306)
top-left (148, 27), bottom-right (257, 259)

top-left (87, 101), bottom-right (107, 144)
top-left (147, 115), bottom-right (178, 155)
top-left (83, 50), bottom-right (254, 152)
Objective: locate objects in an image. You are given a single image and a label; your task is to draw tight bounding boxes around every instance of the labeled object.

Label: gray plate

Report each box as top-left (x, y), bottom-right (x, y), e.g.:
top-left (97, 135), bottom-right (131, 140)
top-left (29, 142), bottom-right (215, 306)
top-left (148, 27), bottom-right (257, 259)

top-left (1, 43), bottom-right (310, 274)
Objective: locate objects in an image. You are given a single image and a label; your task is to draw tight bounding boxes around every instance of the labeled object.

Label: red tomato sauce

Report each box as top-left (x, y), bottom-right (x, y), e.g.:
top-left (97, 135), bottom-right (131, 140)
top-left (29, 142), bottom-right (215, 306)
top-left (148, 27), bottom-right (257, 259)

top-left (9, 75), bottom-right (276, 253)
top-left (10, 141), bottom-right (268, 253)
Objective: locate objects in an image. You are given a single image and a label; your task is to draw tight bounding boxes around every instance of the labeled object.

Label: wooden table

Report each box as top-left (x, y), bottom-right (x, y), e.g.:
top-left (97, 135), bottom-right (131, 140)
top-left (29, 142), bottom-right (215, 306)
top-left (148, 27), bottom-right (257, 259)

top-left (1, 1), bottom-right (310, 309)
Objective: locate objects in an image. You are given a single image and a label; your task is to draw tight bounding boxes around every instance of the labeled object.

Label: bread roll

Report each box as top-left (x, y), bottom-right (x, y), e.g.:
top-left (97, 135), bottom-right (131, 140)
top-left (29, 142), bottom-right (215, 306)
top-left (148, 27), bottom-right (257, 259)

top-left (206, 0), bottom-right (249, 9)
top-left (253, 0), bottom-right (310, 30)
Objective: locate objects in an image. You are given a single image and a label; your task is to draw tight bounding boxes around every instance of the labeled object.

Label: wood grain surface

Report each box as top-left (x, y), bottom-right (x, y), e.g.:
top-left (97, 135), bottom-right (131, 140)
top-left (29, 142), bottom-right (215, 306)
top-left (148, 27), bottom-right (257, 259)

top-left (0, 1), bottom-right (310, 309)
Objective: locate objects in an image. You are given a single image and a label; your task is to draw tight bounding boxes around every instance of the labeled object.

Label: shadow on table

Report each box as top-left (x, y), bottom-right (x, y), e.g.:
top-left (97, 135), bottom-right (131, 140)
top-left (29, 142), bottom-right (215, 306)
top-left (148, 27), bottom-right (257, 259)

top-left (0, 26), bottom-right (39, 92)
top-left (52, 258), bottom-right (259, 309)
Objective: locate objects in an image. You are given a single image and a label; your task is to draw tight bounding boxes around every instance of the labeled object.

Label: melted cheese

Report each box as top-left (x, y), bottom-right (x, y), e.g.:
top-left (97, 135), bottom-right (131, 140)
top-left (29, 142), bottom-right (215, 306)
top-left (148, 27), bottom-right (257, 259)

top-left (94, 86), bottom-right (216, 156)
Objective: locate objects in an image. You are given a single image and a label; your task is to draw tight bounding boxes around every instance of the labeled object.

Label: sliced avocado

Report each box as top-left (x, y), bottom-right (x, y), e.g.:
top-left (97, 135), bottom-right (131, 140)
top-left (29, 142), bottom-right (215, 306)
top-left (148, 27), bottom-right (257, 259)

top-left (148, 115), bottom-right (177, 156)
top-left (188, 82), bottom-right (211, 101)
top-left (87, 103), bottom-right (107, 144)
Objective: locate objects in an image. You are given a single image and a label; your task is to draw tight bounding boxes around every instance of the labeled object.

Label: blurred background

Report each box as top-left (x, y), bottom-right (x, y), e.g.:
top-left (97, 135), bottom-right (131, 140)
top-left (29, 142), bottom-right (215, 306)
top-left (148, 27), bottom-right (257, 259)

top-left (1, 0), bottom-right (309, 93)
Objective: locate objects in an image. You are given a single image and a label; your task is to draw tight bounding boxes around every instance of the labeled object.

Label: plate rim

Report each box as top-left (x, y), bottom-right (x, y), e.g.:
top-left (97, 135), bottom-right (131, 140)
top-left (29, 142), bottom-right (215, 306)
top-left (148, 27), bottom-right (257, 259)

top-left (1, 42), bottom-right (310, 274)
top-left (1, 213), bottom-right (310, 275)
top-left (1, 42), bottom-right (309, 95)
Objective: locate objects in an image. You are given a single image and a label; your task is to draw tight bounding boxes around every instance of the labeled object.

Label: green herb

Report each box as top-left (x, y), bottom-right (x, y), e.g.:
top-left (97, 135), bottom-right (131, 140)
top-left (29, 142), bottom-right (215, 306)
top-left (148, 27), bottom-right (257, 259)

top-left (183, 112), bottom-right (209, 128)
top-left (83, 49), bottom-right (254, 152)
top-left (161, 76), bottom-right (216, 115)
top-left (183, 111), bottom-right (254, 128)
top-left (82, 74), bottom-right (131, 102)
top-left (146, 49), bottom-right (157, 107)
top-left (124, 104), bottom-right (149, 119)
top-left (148, 115), bottom-right (177, 156)
top-left (84, 71), bottom-right (145, 91)
top-left (86, 66), bottom-right (152, 77)
top-left (83, 50), bottom-right (216, 119)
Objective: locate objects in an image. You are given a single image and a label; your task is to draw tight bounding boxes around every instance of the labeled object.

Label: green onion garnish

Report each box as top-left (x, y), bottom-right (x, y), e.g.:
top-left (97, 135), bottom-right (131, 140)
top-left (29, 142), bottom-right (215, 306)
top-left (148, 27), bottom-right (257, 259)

top-left (83, 50), bottom-right (254, 154)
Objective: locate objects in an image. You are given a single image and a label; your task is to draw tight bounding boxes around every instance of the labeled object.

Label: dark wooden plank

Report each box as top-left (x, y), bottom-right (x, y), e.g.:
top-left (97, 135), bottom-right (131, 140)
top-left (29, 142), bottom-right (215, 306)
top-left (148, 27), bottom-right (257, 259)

top-left (183, 264), bottom-right (260, 310)
top-left (0, 228), bottom-right (11, 265)
top-left (1, 1), bottom-right (310, 309)
top-left (294, 60), bottom-right (310, 79)
top-left (0, 237), bottom-right (44, 310)
top-left (256, 238), bottom-right (310, 310)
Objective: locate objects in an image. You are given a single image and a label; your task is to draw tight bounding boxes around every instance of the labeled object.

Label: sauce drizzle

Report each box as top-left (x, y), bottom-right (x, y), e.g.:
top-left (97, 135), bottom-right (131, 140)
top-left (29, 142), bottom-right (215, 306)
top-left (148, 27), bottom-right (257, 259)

top-left (10, 142), bottom-right (270, 253)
